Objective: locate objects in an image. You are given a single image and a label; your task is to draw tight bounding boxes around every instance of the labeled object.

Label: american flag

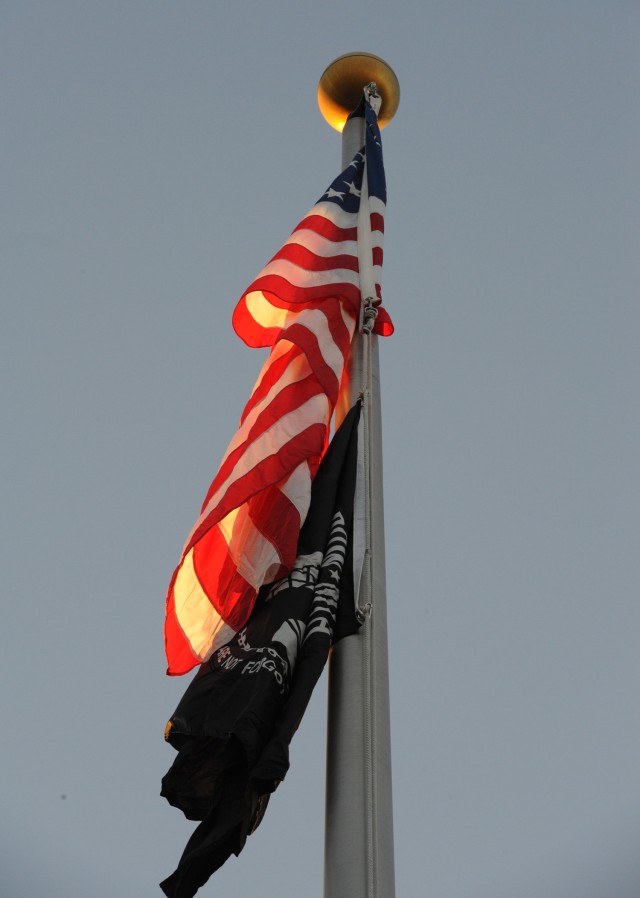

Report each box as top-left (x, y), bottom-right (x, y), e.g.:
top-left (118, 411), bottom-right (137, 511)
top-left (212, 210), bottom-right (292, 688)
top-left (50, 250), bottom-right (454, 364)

top-left (164, 98), bottom-right (392, 675)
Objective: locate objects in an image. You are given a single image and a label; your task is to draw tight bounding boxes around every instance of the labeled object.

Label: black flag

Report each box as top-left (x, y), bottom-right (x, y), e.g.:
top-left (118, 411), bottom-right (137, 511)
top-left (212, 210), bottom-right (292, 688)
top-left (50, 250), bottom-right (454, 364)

top-left (160, 403), bottom-right (362, 897)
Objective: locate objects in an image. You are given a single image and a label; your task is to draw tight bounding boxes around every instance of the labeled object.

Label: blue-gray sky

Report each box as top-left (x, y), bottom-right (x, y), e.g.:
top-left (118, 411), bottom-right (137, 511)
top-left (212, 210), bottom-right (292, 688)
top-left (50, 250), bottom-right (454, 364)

top-left (2, 2), bottom-right (639, 896)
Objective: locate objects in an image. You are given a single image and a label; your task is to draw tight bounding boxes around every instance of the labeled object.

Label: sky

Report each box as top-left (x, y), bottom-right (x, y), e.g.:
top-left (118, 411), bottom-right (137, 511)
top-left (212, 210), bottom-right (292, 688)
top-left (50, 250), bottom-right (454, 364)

top-left (2, 2), bottom-right (639, 896)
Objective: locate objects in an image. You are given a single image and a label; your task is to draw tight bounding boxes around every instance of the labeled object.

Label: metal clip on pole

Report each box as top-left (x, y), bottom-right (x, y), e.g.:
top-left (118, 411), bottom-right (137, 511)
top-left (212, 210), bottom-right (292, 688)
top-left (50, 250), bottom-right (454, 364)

top-left (361, 297), bottom-right (379, 335)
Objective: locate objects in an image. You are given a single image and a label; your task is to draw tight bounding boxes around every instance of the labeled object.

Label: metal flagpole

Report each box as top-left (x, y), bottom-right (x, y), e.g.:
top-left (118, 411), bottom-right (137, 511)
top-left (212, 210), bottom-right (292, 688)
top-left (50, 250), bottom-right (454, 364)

top-left (318, 53), bottom-right (399, 898)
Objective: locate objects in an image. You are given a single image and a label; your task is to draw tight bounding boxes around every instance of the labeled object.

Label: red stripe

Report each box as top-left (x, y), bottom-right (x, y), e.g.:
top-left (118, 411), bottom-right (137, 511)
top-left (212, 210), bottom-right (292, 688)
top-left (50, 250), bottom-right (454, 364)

top-left (240, 371), bottom-right (320, 437)
top-left (324, 297), bottom-right (356, 361)
top-left (192, 528), bottom-right (256, 630)
top-left (232, 286), bottom-right (360, 348)
top-left (189, 506), bottom-right (293, 639)
top-left (239, 343), bottom-right (301, 424)
top-left (282, 321), bottom-right (342, 404)
top-left (248, 275), bottom-right (361, 309)
top-left (374, 306), bottom-right (394, 336)
top-left (370, 212), bottom-right (384, 233)
top-left (187, 422), bottom-right (327, 550)
top-left (200, 372), bottom-right (323, 514)
top-left (164, 586), bottom-right (202, 676)
top-left (246, 483), bottom-right (304, 571)
top-left (291, 213), bottom-right (358, 243)
top-left (201, 424), bottom-right (325, 538)
top-left (232, 297), bottom-right (282, 349)
top-left (196, 298), bottom-right (354, 545)
top-left (270, 243), bottom-right (359, 273)
top-left (284, 295), bottom-right (354, 372)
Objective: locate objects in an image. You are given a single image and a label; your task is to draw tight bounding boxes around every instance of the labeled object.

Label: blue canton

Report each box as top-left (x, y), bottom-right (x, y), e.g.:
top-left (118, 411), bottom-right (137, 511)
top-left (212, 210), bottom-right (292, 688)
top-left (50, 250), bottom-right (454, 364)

top-left (318, 98), bottom-right (386, 210)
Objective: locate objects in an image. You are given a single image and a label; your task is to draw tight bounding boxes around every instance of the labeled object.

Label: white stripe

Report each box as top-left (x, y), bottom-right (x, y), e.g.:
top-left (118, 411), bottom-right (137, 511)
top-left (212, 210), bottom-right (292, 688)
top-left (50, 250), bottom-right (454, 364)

top-left (258, 258), bottom-right (360, 289)
top-left (284, 227), bottom-right (383, 256)
top-left (173, 548), bottom-right (236, 660)
top-left (305, 197), bottom-right (384, 229)
top-left (290, 306), bottom-right (353, 382)
top-left (358, 158), bottom-right (376, 302)
top-left (219, 460), bottom-right (313, 588)
top-left (187, 392), bottom-right (330, 545)
top-left (279, 459), bottom-right (313, 524)
top-left (220, 345), bottom-right (311, 463)
top-left (175, 463), bottom-right (312, 662)
top-left (305, 201), bottom-right (360, 230)
top-left (284, 230), bottom-right (358, 258)
top-left (367, 195), bottom-right (386, 219)
top-left (219, 507), bottom-right (279, 590)
top-left (219, 299), bottom-right (351, 476)
top-left (244, 291), bottom-right (292, 330)
top-left (340, 301), bottom-right (358, 332)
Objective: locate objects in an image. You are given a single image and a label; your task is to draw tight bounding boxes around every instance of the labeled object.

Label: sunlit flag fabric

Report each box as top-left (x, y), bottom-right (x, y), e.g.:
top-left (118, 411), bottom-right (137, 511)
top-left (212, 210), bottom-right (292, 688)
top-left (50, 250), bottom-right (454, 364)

top-left (164, 97), bottom-right (392, 675)
top-left (160, 404), bottom-right (362, 898)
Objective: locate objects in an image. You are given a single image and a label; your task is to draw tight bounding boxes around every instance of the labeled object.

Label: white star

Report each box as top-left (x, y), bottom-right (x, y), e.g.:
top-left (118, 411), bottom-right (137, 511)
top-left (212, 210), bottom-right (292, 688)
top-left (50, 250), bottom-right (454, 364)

top-left (345, 181), bottom-right (361, 197)
top-left (326, 187), bottom-right (345, 200)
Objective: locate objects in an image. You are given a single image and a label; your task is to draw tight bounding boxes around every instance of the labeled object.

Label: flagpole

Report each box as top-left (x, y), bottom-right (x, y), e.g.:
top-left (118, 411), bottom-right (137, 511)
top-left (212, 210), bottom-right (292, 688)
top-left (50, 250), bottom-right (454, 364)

top-left (318, 53), bottom-right (399, 898)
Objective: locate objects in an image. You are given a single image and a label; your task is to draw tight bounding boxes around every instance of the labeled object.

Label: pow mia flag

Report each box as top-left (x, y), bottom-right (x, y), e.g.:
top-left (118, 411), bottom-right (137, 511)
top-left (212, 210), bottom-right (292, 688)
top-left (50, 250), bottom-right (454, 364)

top-left (160, 403), bottom-right (362, 898)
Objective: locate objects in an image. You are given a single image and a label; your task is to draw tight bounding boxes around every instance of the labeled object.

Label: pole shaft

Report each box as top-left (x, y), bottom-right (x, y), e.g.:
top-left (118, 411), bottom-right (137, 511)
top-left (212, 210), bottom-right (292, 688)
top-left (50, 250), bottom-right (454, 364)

top-left (324, 113), bottom-right (395, 898)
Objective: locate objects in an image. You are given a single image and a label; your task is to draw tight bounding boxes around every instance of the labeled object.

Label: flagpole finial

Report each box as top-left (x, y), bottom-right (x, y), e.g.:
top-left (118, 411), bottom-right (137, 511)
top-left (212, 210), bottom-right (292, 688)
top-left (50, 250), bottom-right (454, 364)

top-left (318, 52), bottom-right (400, 132)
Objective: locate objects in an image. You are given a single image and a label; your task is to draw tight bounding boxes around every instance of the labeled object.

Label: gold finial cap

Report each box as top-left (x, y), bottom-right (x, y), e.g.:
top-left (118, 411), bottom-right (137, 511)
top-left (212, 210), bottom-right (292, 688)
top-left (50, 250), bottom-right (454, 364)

top-left (318, 52), bottom-right (400, 132)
